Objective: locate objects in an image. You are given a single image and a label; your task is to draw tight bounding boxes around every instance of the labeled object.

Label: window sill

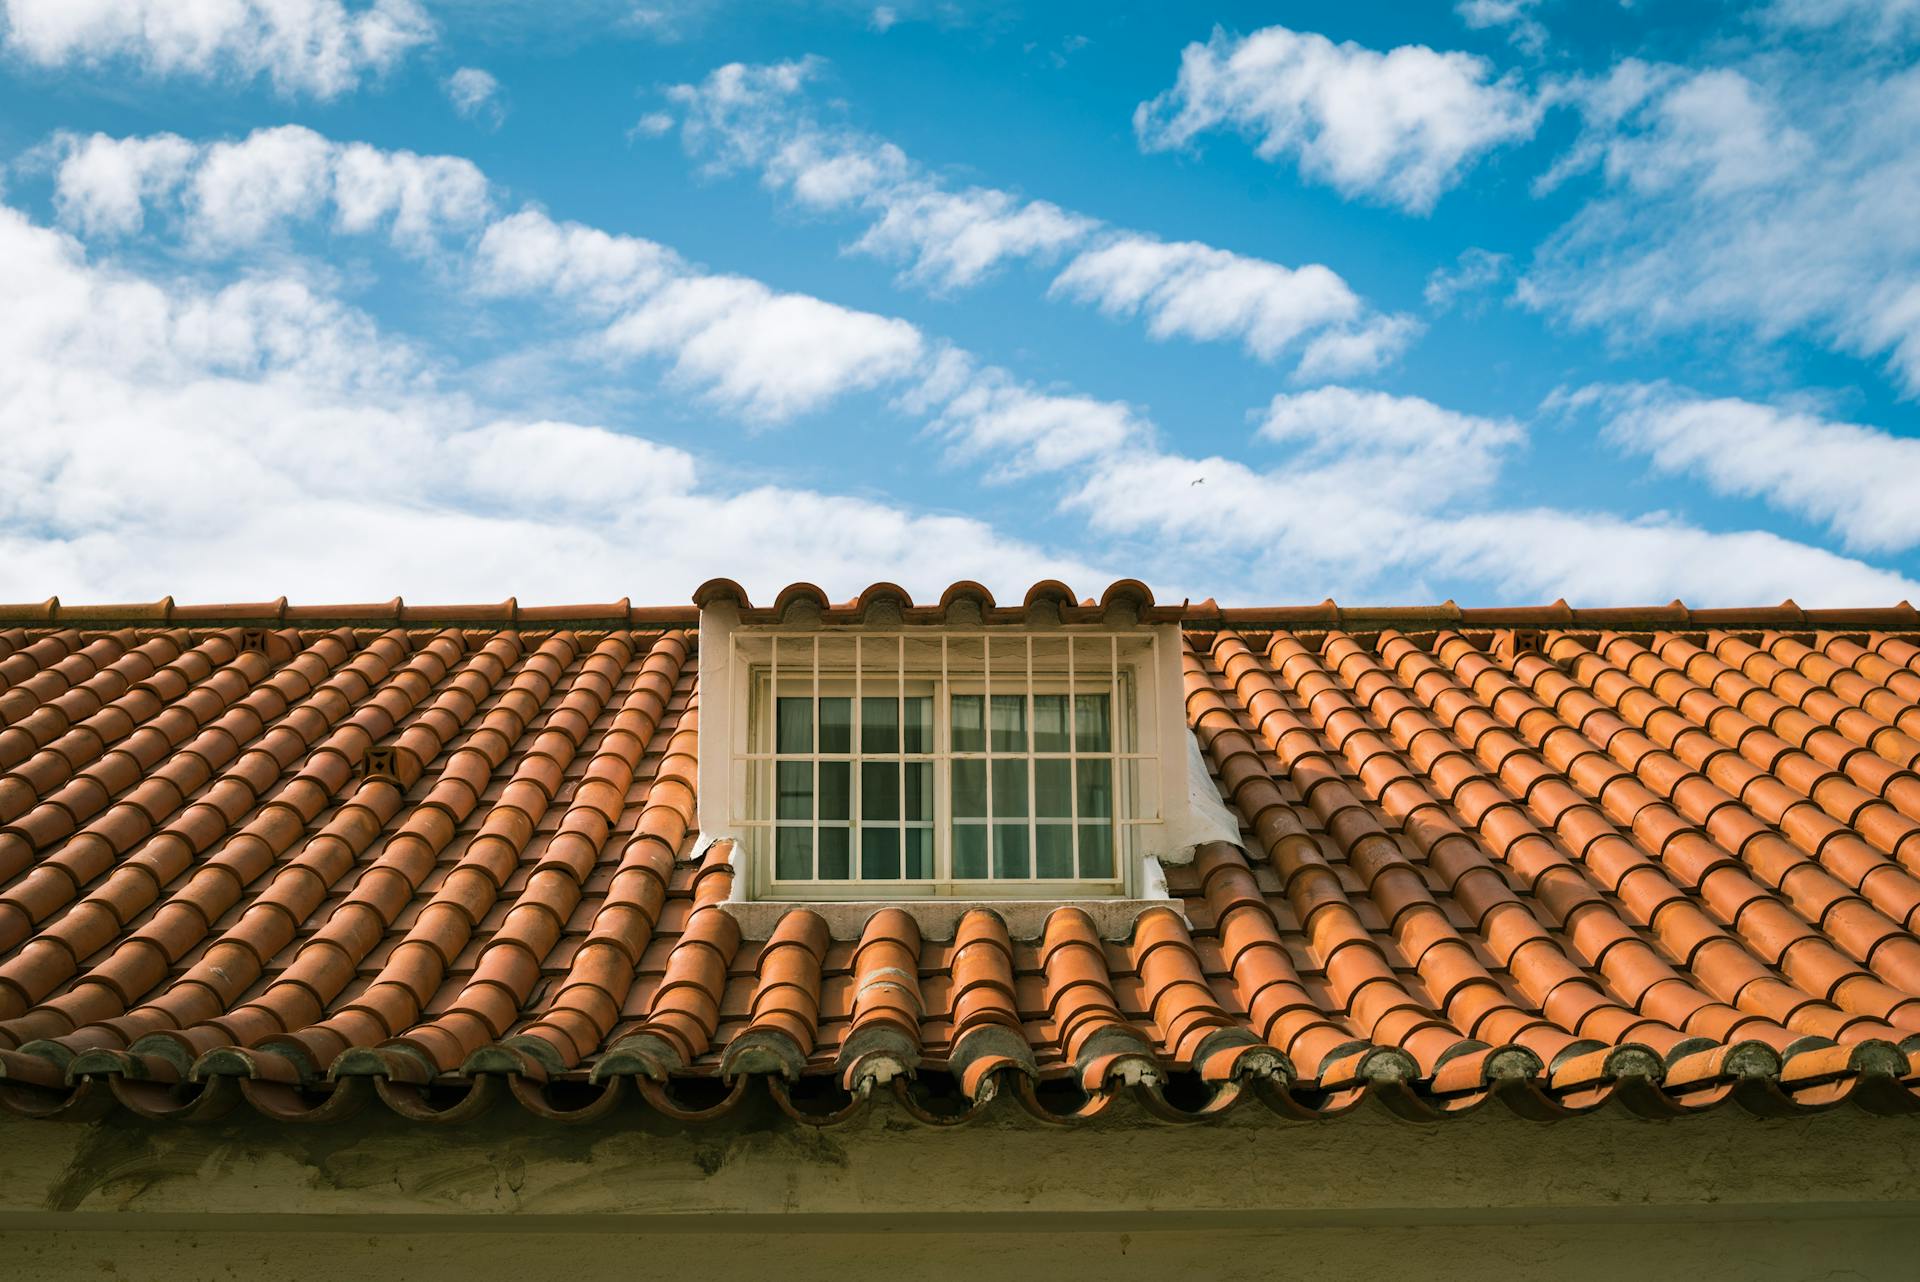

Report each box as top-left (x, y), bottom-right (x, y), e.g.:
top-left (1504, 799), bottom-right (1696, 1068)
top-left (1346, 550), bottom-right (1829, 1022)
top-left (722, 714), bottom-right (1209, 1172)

top-left (718, 896), bottom-right (1187, 942)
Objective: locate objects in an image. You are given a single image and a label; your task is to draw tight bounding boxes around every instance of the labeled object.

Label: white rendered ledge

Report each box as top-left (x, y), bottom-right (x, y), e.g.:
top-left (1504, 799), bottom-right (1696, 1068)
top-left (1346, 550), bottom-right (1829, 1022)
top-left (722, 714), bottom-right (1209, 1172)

top-left (714, 844), bottom-right (1185, 941)
top-left (718, 894), bottom-right (1189, 942)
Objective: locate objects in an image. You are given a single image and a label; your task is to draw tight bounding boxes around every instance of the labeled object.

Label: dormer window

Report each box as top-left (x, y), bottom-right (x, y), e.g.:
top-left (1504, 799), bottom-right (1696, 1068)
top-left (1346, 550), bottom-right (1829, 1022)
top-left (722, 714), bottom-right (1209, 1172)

top-left (696, 582), bottom-right (1191, 904)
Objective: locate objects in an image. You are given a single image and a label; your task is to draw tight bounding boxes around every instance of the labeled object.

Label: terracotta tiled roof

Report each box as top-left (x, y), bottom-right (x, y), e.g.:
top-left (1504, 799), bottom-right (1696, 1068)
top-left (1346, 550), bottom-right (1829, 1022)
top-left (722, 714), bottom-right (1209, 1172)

top-left (3, 585), bottom-right (1920, 1127)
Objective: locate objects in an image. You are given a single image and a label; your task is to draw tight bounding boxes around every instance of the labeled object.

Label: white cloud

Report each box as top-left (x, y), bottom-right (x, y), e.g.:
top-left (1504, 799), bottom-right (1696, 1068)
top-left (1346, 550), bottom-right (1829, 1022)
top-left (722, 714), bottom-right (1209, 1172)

top-left (1053, 236), bottom-right (1353, 358)
top-left (667, 57), bottom-right (821, 169)
top-left (1424, 247), bottom-right (1510, 311)
top-left (1069, 448), bottom-right (1422, 571)
top-left (1521, 57), bottom-right (1920, 393)
top-left (1257, 386), bottom-right (1521, 500)
top-left (1036, 234), bottom-right (1428, 376)
top-left (1539, 63), bottom-right (1808, 198)
top-left (852, 186), bottom-right (1094, 291)
top-left (0, 231), bottom-right (412, 405)
top-left (35, 127), bottom-right (1911, 612)
top-left (870, 5), bottom-right (898, 32)
top-left (1295, 314), bottom-right (1427, 381)
top-left (41, 128), bottom-right (1140, 489)
top-left (444, 67), bottom-right (505, 127)
top-left (473, 207), bottom-right (1155, 457)
top-left (1764, 0), bottom-right (1920, 38)
top-left (631, 111), bottom-right (676, 138)
top-left (604, 274), bottom-right (926, 421)
top-left (663, 58), bottom-right (1414, 372)
top-left (47, 126), bottom-right (491, 253)
top-left (1066, 387), bottom-right (1524, 577)
top-left (328, 141), bottom-right (494, 248)
top-left (768, 133), bottom-right (910, 208)
top-left (671, 59), bottom-right (1089, 289)
top-left (474, 208), bottom-right (681, 309)
top-left (1066, 449), bottom-right (1918, 608)
top-left (1456, 0), bottom-right (1548, 56)
top-left (189, 126), bottom-right (337, 241)
top-left (1422, 512), bottom-right (1919, 606)
top-left (49, 132), bottom-right (196, 237)
top-left (1050, 235), bottom-right (1423, 374)
top-left (1588, 386), bottom-right (1920, 554)
top-left (1056, 382), bottom-right (1916, 607)
top-left (0, 200), bottom-right (1100, 604)
top-left (1134, 24), bottom-right (1541, 214)
top-left (473, 208), bottom-right (922, 421)
top-left (0, 0), bottom-right (433, 98)
top-left (454, 420), bottom-right (697, 508)
top-left (929, 367), bottom-right (1150, 479)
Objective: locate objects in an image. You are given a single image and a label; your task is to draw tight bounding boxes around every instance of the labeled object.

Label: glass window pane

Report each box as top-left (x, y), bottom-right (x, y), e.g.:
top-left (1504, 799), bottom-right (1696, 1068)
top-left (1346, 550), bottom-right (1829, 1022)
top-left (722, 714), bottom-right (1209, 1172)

top-left (990, 694), bottom-right (1026, 752)
top-left (992, 824), bottom-right (1030, 879)
top-left (903, 696), bottom-right (932, 753)
top-left (819, 697), bottom-right (852, 754)
top-left (904, 762), bottom-right (932, 821)
top-left (952, 760), bottom-right (986, 817)
top-left (820, 827), bottom-right (851, 880)
top-left (776, 761), bottom-right (812, 819)
top-left (862, 827), bottom-right (901, 879)
top-left (1074, 694), bottom-right (1111, 753)
top-left (1036, 824), bottom-right (1074, 878)
top-left (905, 828), bottom-right (933, 879)
top-left (819, 762), bottom-right (850, 821)
top-left (1078, 823), bottom-right (1113, 879)
top-left (953, 824), bottom-right (988, 878)
top-left (1034, 694), bottom-right (1070, 752)
top-left (1076, 758), bottom-right (1112, 818)
top-left (861, 761), bottom-right (899, 820)
top-left (951, 695), bottom-right (984, 752)
top-left (862, 697), bottom-right (898, 753)
top-left (777, 696), bottom-right (812, 753)
top-left (775, 827), bottom-right (812, 879)
top-left (991, 759), bottom-right (1028, 817)
top-left (1035, 759), bottom-right (1071, 818)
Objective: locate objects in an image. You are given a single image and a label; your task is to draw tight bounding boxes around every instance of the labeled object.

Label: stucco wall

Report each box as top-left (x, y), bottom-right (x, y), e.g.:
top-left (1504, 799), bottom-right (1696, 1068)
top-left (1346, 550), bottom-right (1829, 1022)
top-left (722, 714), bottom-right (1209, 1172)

top-left (5, 1217), bottom-right (1917, 1282)
top-left (3, 1094), bottom-right (1917, 1280)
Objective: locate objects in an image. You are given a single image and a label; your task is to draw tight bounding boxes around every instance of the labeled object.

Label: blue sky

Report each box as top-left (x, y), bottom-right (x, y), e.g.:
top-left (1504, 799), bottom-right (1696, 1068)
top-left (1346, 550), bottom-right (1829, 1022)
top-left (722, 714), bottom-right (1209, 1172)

top-left (2, 0), bottom-right (1918, 607)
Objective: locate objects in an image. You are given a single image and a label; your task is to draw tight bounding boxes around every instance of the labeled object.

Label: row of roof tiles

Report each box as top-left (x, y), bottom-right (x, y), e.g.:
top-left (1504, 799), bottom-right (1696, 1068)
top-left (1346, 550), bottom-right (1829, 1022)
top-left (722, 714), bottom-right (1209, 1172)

top-left (7, 587), bottom-right (1920, 631)
top-left (1, 615), bottom-right (1919, 1127)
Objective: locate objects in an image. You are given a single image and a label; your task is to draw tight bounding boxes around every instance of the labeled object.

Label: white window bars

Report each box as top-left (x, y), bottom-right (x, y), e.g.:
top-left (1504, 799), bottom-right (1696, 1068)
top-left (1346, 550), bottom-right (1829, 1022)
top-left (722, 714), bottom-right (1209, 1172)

top-left (728, 630), bottom-right (1163, 899)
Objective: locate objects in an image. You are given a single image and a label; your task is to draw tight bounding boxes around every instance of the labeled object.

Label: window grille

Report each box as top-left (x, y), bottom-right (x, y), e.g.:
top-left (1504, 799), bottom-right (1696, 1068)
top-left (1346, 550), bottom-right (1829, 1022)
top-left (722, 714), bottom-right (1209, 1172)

top-left (727, 630), bottom-right (1163, 899)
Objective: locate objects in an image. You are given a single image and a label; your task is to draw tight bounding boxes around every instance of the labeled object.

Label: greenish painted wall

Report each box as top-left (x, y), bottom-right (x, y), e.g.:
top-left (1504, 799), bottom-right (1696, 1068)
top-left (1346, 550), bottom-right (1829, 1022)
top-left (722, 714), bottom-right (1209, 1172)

top-left (3, 1095), bottom-right (1918, 1279)
top-left (5, 1218), bottom-right (1919, 1282)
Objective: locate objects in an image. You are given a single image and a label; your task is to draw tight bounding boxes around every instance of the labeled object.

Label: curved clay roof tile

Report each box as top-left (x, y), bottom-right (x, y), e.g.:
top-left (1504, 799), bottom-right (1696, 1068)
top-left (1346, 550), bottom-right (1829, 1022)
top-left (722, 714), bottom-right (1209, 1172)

top-left (5, 594), bottom-right (1920, 1127)
top-left (851, 581), bottom-right (912, 614)
top-left (691, 577), bottom-right (750, 609)
top-left (770, 581), bottom-right (831, 620)
top-left (936, 580), bottom-right (997, 614)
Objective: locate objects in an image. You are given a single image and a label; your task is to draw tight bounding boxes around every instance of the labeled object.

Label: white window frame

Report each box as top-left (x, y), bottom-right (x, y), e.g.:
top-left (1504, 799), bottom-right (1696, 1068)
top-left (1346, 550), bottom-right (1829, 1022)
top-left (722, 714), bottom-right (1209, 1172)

top-left (721, 629), bottom-right (1167, 901)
